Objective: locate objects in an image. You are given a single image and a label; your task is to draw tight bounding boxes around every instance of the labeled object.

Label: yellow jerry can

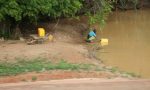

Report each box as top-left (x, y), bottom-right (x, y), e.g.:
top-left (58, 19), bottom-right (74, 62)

top-left (38, 28), bottom-right (45, 37)
top-left (48, 35), bottom-right (53, 41)
top-left (100, 38), bottom-right (109, 46)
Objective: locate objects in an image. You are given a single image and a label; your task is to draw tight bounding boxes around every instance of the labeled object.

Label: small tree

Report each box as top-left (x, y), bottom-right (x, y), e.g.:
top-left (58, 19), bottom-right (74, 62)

top-left (82, 0), bottom-right (113, 29)
top-left (0, 0), bottom-right (22, 39)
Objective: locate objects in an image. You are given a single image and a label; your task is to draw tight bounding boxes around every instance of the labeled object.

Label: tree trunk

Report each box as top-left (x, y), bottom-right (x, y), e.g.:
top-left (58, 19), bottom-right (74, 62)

top-left (0, 22), bottom-right (11, 39)
top-left (11, 24), bottom-right (22, 40)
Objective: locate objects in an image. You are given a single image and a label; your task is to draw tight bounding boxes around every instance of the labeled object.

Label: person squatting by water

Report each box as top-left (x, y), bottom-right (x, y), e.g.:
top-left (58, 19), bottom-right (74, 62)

top-left (86, 28), bottom-right (96, 43)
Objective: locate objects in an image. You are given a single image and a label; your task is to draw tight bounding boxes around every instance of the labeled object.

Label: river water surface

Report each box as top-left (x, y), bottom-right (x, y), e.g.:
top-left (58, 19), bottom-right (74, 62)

top-left (97, 9), bottom-right (150, 78)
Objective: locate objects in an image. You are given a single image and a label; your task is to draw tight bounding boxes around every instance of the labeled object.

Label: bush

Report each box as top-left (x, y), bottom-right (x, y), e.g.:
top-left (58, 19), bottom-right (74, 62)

top-left (0, 0), bottom-right (83, 39)
top-left (0, 0), bottom-right (113, 39)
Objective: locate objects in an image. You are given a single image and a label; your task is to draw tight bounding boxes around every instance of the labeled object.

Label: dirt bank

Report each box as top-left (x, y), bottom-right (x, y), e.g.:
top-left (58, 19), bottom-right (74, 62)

top-left (0, 70), bottom-right (119, 84)
top-left (0, 22), bottom-right (99, 64)
top-left (0, 16), bottom-right (103, 64)
top-left (0, 18), bottom-right (136, 84)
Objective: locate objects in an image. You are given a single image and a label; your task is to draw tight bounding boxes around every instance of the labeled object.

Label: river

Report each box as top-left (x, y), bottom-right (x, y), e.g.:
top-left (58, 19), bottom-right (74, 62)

top-left (97, 9), bottom-right (150, 78)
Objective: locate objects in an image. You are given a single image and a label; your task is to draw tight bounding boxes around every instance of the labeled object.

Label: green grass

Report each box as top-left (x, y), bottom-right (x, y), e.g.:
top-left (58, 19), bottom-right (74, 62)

top-left (0, 58), bottom-right (140, 78)
top-left (102, 66), bottom-right (140, 78)
top-left (0, 58), bottom-right (93, 76)
top-left (121, 72), bottom-right (141, 78)
top-left (32, 76), bottom-right (37, 81)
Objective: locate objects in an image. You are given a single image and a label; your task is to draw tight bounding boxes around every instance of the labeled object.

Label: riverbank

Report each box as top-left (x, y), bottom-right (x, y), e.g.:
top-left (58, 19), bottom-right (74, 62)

top-left (0, 19), bottom-right (139, 84)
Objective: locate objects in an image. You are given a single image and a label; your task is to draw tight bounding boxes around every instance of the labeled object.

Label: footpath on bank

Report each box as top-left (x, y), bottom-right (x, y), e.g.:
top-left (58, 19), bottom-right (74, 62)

top-left (0, 78), bottom-right (150, 90)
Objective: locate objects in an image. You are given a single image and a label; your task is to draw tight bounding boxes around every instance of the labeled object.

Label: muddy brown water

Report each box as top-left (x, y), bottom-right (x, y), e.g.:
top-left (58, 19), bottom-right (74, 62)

top-left (97, 9), bottom-right (150, 78)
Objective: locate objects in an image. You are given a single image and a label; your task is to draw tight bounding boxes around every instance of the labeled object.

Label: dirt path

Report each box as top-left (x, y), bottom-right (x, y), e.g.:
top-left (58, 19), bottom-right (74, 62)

top-left (0, 71), bottom-right (118, 84)
top-left (0, 78), bottom-right (150, 90)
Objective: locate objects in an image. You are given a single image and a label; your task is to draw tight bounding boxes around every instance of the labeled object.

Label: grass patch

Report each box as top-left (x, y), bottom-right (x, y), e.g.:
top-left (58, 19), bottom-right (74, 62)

top-left (102, 66), bottom-right (140, 78)
top-left (0, 58), bottom-right (139, 78)
top-left (32, 76), bottom-right (37, 81)
top-left (0, 58), bottom-right (93, 76)
top-left (121, 72), bottom-right (141, 78)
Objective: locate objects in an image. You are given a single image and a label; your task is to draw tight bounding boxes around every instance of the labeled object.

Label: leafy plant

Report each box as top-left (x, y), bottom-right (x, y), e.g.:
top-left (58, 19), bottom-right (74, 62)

top-left (0, 0), bottom-right (83, 39)
top-left (83, 0), bottom-right (113, 28)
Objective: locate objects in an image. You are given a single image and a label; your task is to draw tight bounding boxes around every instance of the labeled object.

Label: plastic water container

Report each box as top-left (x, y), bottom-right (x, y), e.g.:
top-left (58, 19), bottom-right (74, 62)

top-left (38, 28), bottom-right (45, 37)
top-left (48, 35), bottom-right (53, 41)
top-left (100, 38), bottom-right (109, 46)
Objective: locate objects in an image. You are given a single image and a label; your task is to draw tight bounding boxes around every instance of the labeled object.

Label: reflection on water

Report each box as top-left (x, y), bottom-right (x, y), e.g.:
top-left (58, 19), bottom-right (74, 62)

top-left (98, 9), bottom-right (150, 78)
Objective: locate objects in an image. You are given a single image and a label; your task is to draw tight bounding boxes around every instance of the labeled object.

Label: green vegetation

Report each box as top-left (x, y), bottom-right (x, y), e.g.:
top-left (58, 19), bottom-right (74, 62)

top-left (121, 72), bottom-right (141, 78)
top-left (0, 0), bottom-right (83, 39)
top-left (0, 0), bottom-right (113, 39)
top-left (103, 66), bottom-right (141, 78)
top-left (0, 0), bottom-right (83, 22)
top-left (84, 0), bottom-right (113, 27)
top-left (0, 0), bottom-right (147, 39)
top-left (116, 0), bottom-right (141, 10)
top-left (0, 58), bottom-right (93, 76)
top-left (32, 76), bottom-right (37, 81)
top-left (0, 58), bottom-right (139, 78)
